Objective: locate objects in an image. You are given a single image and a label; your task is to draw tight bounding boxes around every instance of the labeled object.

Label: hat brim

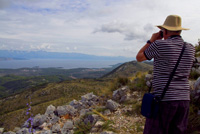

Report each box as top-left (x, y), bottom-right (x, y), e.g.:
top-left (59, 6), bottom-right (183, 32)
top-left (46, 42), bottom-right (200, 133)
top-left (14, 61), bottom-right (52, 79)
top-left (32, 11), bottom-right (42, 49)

top-left (157, 25), bottom-right (189, 31)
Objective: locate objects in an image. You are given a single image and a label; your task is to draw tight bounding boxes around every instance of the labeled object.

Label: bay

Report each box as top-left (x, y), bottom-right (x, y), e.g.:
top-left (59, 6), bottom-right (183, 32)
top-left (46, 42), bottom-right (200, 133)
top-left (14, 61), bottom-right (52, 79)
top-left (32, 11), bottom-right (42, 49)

top-left (0, 59), bottom-right (129, 69)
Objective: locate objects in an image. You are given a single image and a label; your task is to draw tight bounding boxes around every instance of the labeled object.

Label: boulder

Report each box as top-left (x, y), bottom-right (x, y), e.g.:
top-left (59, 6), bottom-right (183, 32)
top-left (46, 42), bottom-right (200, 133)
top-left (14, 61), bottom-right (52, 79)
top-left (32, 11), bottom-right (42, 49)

top-left (100, 131), bottom-right (116, 134)
top-left (47, 114), bottom-right (59, 124)
top-left (56, 105), bottom-right (77, 117)
top-left (80, 108), bottom-right (91, 117)
top-left (63, 120), bottom-right (74, 130)
top-left (39, 130), bottom-right (52, 134)
top-left (0, 128), bottom-right (4, 134)
top-left (45, 105), bottom-right (56, 115)
top-left (112, 86), bottom-right (130, 103)
top-left (145, 74), bottom-right (153, 81)
top-left (69, 99), bottom-right (83, 109)
top-left (106, 100), bottom-right (120, 111)
top-left (194, 77), bottom-right (200, 91)
top-left (84, 114), bottom-right (99, 125)
top-left (16, 128), bottom-right (30, 134)
top-left (3, 132), bottom-right (16, 134)
top-left (81, 92), bottom-right (98, 102)
top-left (33, 114), bottom-right (47, 128)
top-left (51, 123), bottom-right (61, 133)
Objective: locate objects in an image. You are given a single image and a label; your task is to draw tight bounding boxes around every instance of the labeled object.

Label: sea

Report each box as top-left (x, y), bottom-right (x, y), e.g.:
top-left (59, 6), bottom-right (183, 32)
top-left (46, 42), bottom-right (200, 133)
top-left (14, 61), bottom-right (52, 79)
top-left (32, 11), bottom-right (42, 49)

top-left (0, 59), bottom-right (130, 69)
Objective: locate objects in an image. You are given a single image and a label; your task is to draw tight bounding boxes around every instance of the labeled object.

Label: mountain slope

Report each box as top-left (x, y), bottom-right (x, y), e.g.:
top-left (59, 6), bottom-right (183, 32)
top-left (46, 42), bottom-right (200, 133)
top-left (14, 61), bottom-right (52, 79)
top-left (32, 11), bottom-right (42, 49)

top-left (102, 61), bottom-right (153, 78)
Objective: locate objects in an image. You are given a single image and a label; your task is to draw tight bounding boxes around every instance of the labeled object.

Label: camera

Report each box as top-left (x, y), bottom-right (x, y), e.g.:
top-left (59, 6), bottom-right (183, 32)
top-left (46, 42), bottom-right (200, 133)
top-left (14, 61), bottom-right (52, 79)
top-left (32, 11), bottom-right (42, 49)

top-left (160, 31), bottom-right (163, 38)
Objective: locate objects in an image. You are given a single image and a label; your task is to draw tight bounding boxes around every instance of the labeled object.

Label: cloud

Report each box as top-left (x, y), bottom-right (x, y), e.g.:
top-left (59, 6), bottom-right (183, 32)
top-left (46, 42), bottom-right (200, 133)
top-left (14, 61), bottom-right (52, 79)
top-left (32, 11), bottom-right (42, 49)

top-left (0, 0), bottom-right (11, 9)
top-left (0, 0), bottom-right (200, 58)
top-left (93, 21), bottom-right (149, 41)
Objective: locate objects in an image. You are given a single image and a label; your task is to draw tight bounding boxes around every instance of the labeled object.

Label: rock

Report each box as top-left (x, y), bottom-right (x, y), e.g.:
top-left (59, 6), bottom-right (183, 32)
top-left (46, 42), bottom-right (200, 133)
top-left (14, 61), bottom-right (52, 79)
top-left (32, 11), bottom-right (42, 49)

top-left (51, 123), bottom-right (61, 133)
top-left (91, 121), bottom-right (104, 132)
top-left (94, 121), bottom-right (104, 127)
top-left (45, 105), bottom-right (56, 115)
top-left (196, 57), bottom-right (200, 63)
top-left (103, 109), bottom-right (111, 116)
top-left (13, 128), bottom-right (20, 133)
top-left (112, 86), bottom-right (130, 103)
top-left (81, 92), bottom-right (98, 102)
top-left (106, 99), bottom-right (120, 111)
top-left (39, 130), bottom-right (52, 134)
top-left (16, 128), bottom-right (30, 134)
top-left (84, 114), bottom-right (99, 125)
top-left (100, 131), bottom-right (116, 134)
top-left (80, 109), bottom-right (90, 117)
top-left (118, 86), bottom-right (130, 97)
top-left (3, 132), bottom-right (16, 134)
top-left (194, 77), bottom-right (200, 91)
top-left (198, 110), bottom-right (200, 115)
top-left (0, 128), bottom-right (4, 134)
top-left (56, 105), bottom-right (77, 117)
top-left (146, 81), bottom-right (152, 88)
top-left (33, 114), bottom-right (47, 128)
top-left (145, 74), bottom-right (153, 81)
top-left (61, 129), bottom-right (74, 134)
top-left (62, 120), bottom-right (74, 130)
top-left (189, 80), bottom-right (196, 90)
top-left (69, 100), bottom-right (83, 109)
top-left (47, 114), bottom-right (59, 124)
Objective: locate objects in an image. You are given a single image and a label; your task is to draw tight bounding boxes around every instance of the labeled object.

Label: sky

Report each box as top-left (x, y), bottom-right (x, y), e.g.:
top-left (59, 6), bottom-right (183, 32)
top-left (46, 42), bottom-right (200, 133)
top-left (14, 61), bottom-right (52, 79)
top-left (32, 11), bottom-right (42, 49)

top-left (0, 0), bottom-right (200, 58)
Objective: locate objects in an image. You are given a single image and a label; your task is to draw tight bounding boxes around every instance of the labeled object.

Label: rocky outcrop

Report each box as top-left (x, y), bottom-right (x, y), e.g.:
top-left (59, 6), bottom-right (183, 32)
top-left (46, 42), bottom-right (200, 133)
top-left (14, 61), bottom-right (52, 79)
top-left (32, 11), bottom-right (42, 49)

top-left (112, 86), bottom-right (130, 103)
top-left (3, 92), bottom-right (124, 134)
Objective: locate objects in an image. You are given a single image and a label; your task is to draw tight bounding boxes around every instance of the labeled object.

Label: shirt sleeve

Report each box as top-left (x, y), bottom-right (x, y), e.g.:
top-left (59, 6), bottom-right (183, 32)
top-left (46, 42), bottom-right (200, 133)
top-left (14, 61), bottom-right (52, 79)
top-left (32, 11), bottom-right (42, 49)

top-left (144, 41), bottom-right (159, 60)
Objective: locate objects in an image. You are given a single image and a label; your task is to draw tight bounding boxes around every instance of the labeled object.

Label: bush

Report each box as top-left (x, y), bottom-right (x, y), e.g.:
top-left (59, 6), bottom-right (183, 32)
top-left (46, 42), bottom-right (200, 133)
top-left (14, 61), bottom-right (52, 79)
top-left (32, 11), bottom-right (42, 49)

top-left (109, 77), bottom-right (129, 91)
top-left (189, 70), bottom-right (200, 80)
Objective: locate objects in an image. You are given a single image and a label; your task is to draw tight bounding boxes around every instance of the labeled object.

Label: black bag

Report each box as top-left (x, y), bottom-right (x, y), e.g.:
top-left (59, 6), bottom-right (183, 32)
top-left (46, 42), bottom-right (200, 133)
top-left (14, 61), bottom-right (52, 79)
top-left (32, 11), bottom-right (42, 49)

top-left (141, 42), bottom-right (186, 118)
top-left (141, 93), bottom-right (159, 118)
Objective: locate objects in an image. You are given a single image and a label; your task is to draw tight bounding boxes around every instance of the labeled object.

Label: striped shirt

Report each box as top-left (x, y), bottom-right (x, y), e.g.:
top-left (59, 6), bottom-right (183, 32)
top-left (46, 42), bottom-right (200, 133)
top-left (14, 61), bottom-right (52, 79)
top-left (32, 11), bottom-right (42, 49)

top-left (144, 35), bottom-right (195, 101)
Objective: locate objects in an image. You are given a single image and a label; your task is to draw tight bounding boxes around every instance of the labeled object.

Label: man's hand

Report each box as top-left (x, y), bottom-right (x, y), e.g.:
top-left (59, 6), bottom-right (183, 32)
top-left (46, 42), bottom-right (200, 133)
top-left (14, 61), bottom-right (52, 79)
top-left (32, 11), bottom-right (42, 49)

top-left (150, 31), bottom-right (163, 43)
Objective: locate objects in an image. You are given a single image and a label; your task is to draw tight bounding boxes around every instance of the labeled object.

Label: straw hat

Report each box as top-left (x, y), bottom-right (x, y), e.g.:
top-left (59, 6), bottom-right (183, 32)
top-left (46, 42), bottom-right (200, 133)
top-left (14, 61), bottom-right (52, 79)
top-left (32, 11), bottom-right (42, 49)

top-left (157, 15), bottom-right (189, 31)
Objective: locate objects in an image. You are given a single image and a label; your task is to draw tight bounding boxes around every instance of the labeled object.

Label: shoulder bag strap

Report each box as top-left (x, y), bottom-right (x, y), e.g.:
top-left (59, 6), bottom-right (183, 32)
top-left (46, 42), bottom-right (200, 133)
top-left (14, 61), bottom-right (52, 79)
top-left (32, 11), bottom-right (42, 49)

top-left (160, 42), bottom-right (186, 100)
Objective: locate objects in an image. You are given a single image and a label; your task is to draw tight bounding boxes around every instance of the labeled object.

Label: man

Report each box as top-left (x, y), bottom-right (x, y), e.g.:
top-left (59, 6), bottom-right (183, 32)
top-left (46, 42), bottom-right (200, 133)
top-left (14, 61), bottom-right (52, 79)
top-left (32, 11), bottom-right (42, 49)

top-left (136, 15), bottom-right (195, 134)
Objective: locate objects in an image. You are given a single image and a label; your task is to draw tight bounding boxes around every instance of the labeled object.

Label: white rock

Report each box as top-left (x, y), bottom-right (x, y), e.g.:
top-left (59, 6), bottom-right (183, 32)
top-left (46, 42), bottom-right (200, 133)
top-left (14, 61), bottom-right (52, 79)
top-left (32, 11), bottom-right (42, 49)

top-left (194, 77), bottom-right (200, 91)
top-left (106, 99), bottom-right (120, 111)
top-left (45, 105), bottom-right (56, 115)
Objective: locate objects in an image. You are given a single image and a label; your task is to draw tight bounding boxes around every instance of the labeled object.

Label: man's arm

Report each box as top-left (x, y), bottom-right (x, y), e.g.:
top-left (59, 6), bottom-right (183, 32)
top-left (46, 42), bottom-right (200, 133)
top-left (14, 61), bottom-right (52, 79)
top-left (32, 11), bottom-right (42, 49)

top-left (136, 43), bottom-right (150, 62)
top-left (136, 31), bottom-right (162, 62)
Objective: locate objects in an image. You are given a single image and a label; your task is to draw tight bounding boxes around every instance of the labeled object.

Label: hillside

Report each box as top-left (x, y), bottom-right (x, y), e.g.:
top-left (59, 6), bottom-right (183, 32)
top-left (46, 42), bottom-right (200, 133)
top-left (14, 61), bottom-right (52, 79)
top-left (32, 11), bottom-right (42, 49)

top-left (0, 65), bottom-right (120, 99)
top-left (103, 61), bottom-right (153, 78)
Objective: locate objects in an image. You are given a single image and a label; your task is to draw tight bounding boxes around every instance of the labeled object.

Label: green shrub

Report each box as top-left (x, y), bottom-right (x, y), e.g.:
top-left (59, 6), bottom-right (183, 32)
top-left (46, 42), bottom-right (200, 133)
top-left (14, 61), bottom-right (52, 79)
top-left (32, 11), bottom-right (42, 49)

top-left (109, 77), bottom-right (129, 91)
top-left (189, 70), bottom-right (200, 80)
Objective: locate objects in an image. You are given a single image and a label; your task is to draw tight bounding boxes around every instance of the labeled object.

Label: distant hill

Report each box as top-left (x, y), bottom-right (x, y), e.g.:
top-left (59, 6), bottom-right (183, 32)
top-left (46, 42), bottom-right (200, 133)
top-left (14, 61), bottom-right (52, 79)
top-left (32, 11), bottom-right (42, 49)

top-left (0, 50), bottom-right (134, 61)
top-left (102, 61), bottom-right (153, 78)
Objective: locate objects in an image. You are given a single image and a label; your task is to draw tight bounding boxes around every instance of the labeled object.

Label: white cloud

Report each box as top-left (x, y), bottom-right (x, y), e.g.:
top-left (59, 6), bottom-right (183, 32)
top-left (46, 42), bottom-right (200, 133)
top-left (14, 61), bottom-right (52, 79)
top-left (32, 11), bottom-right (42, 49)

top-left (0, 0), bottom-right (200, 57)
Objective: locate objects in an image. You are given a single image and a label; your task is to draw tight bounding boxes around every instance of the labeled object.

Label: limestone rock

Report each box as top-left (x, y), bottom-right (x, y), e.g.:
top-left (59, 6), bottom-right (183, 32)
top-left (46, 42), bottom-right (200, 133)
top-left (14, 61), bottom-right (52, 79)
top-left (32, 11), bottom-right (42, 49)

top-left (39, 130), bottom-right (52, 134)
top-left (33, 114), bottom-right (47, 128)
top-left (45, 105), bottom-right (56, 115)
top-left (106, 100), bottom-right (120, 111)
top-left (3, 132), bottom-right (16, 134)
top-left (194, 77), bottom-right (200, 91)
top-left (145, 74), bottom-right (153, 81)
top-left (69, 100), bottom-right (83, 110)
top-left (0, 128), bottom-right (4, 134)
top-left (51, 123), bottom-right (61, 133)
top-left (63, 120), bottom-right (74, 130)
top-left (112, 86), bottom-right (130, 103)
top-left (81, 92), bottom-right (98, 102)
top-left (16, 128), bottom-right (30, 134)
top-left (100, 131), bottom-right (116, 134)
top-left (56, 105), bottom-right (77, 117)
top-left (84, 114), bottom-right (99, 125)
